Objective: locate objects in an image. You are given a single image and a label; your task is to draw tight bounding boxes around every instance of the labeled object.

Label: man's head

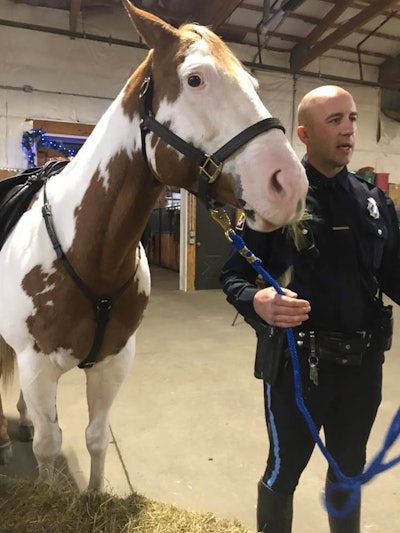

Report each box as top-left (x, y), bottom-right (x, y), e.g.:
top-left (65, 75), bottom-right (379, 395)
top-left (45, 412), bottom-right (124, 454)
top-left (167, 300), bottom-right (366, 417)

top-left (297, 85), bottom-right (358, 177)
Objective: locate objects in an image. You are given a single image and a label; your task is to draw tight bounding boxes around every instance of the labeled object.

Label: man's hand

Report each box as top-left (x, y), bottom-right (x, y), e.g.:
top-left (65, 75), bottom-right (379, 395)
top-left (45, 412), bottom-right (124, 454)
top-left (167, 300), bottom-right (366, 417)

top-left (253, 287), bottom-right (311, 328)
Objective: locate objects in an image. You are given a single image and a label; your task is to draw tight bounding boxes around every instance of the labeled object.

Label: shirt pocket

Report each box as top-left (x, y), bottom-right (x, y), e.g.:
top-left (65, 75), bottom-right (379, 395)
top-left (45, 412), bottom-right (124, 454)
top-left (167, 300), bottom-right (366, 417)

top-left (360, 218), bottom-right (388, 271)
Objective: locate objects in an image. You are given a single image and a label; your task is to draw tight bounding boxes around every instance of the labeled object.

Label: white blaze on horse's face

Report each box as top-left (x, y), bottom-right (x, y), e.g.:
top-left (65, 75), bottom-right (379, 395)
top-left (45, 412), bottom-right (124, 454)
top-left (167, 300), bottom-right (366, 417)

top-left (144, 24), bottom-right (308, 231)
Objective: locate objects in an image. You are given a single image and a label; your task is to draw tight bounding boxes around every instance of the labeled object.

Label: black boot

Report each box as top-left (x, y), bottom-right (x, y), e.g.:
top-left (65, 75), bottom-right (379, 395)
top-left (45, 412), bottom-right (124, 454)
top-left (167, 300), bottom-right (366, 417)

top-left (257, 479), bottom-right (293, 533)
top-left (325, 477), bottom-right (361, 533)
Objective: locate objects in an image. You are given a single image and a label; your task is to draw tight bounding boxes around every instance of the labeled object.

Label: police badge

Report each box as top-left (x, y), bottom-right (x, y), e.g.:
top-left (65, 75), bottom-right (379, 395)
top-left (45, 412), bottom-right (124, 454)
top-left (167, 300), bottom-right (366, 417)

top-left (367, 197), bottom-right (380, 219)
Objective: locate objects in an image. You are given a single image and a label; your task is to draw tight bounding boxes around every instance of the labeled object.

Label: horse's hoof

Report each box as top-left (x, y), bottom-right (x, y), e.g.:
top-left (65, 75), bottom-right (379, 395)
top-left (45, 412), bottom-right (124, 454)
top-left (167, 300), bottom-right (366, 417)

top-left (0, 441), bottom-right (13, 465)
top-left (19, 424), bottom-right (34, 442)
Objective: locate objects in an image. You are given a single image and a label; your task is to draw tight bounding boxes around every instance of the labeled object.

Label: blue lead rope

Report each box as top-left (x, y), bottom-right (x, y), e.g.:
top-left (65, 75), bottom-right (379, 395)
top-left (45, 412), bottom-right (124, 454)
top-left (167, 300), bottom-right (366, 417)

top-left (229, 230), bottom-right (400, 516)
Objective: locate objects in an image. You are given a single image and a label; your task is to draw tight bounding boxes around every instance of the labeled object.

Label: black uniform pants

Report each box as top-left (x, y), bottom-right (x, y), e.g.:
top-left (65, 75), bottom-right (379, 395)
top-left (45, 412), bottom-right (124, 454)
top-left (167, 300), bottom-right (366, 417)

top-left (261, 341), bottom-right (383, 494)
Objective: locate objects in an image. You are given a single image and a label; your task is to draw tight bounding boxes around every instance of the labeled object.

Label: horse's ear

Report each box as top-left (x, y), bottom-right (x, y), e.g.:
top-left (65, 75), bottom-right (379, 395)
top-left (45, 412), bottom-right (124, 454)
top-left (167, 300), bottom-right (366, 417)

top-left (122, 0), bottom-right (178, 50)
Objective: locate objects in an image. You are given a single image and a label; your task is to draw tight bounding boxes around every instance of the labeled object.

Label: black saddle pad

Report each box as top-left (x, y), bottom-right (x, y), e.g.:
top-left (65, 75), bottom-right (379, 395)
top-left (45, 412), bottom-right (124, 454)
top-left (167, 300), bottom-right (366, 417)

top-left (0, 160), bottom-right (69, 250)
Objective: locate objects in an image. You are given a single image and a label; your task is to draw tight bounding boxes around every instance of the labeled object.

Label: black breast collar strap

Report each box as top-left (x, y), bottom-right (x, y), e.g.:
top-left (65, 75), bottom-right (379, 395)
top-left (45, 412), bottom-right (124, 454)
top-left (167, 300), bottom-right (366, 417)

top-left (42, 181), bottom-right (139, 369)
top-left (138, 72), bottom-right (285, 207)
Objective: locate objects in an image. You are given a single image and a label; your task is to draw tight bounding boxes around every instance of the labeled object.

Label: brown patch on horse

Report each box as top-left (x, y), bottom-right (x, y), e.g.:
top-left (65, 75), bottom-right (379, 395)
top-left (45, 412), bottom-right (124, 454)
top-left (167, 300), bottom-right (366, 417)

top-left (149, 129), bottom-right (240, 204)
top-left (122, 41), bottom-right (184, 121)
top-left (22, 149), bottom-right (161, 364)
top-left (123, 1), bottom-right (197, 111)
top-left (24, 265), bottom-right (148, 362)
top-left (121, 57), bottom-right (150, 122)
top-left (154, 143), bottom-right (197, 190)
top-left (70, 149), bottom-right (162, 286)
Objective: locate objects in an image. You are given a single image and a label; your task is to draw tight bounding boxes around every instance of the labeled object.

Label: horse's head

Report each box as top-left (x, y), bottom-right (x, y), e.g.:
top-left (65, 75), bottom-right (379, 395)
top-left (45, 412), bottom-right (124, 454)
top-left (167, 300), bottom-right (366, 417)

top-left (123, 1), bottom-right (308, 232)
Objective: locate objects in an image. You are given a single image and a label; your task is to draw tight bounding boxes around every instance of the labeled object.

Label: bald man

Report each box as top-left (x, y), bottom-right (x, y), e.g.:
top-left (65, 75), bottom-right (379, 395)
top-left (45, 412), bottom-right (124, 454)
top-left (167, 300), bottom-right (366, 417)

top-left (297, 85), bottom-right (358, 177)
top-left (220, 85), bottom-right (400, 532)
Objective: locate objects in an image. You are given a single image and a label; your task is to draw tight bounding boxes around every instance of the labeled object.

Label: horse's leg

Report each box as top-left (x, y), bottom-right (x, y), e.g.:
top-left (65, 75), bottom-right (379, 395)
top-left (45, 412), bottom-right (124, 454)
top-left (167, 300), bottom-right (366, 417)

top-left (17, 349), bottom-right (63, 482)
top-left (0, 336), bottom-right (15, 464)
top-left (0, 393), bottom-right (12, 464)
top-left (85, 337), bottom-right (136, 491)
top-left (16, 390), bottom-right (34, 442)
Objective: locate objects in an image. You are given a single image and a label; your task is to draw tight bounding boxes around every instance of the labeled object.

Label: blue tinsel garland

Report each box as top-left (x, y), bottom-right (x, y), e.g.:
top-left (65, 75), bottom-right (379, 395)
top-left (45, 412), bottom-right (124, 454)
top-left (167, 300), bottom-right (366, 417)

top-left (21, 128), bottom-right (77, 168)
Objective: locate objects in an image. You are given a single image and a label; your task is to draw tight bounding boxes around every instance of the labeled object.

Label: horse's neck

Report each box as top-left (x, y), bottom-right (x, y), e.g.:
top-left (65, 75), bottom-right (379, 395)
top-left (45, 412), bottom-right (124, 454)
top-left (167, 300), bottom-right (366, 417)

top-left (46, 89), bottom-right (162, 287)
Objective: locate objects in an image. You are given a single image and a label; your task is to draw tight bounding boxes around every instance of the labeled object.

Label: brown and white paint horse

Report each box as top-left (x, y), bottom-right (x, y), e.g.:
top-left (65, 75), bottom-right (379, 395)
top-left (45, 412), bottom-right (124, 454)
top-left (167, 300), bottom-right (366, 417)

top-left (0, 1), bottom-right (308, 490)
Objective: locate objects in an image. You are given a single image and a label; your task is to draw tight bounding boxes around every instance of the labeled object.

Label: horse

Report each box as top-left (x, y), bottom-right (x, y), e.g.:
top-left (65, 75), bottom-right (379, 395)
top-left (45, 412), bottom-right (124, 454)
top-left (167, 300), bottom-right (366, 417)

top-left (0, 0), bottom-right (308, 490)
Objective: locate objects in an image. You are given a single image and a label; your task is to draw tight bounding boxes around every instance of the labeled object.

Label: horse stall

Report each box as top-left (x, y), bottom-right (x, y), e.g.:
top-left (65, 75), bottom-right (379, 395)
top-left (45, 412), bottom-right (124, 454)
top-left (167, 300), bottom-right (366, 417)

top-left (0, 1), bottom-right (400, 532)
top-left (145, 191), bottom-right (181, 272)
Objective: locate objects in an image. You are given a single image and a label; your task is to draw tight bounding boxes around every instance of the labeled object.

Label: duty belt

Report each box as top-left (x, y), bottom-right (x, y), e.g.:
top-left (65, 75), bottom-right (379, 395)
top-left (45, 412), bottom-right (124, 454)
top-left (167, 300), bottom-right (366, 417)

top-left (292, 329), bottom-right (372, 367)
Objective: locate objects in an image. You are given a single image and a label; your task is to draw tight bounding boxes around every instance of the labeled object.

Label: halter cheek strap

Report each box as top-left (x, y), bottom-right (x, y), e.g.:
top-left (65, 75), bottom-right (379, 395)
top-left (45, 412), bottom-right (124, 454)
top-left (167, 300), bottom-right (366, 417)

top-left (138, 73), bottom-right (285, 207)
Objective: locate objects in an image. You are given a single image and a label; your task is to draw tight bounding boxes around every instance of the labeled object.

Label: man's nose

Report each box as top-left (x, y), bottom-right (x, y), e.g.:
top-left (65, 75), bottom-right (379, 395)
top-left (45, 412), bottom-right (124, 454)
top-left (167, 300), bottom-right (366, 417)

top-left (343, 118), bottom-right (356, 134)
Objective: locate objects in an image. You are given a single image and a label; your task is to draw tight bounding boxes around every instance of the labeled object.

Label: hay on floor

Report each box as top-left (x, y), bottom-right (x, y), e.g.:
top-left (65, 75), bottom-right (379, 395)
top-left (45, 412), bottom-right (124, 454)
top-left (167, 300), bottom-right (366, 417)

top-left (0, 476), bottom-right (253, 533)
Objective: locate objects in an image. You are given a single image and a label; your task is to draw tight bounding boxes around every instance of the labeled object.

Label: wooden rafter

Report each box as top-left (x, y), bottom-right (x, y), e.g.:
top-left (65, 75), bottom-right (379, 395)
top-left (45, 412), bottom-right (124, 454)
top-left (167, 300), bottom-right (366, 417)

top-left (160, 0), bottom-right (198, 19)
top-left (161, 0), bottom-right (244, 28)
top-left (7, 0), bottom-right (400, 89)
top-left (222, 19), bottom-right (399, 44)
top-left (219, 23), bottom-right (391, 60)
top-left (241, 1), bottom-right (400, 24)
top-left (290, 0), bottom-right (399, 70)
top-left (298, 0), bottom-right (352, 47)
top-left (196, 0), bottom-right (244, 29)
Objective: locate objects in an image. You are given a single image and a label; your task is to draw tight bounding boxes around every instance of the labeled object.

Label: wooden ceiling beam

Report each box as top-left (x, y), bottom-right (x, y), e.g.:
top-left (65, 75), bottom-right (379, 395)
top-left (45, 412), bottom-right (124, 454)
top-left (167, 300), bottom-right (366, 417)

top-left (241, 1), bottom-right (400, 22)
top-left (238, 2), bottom-right (400, 39)
top-left (150, 0), bottom-right (243, 28)
top-left (192, 0), bottom-right (244, 29)
top-left (220, 22), bottom-right (390, 59)
top-left (300, 0), bottom-right (352, 46)
top-left (160, 0), bottom-right (198, 18)
top-left (290, 0), bottom-right (399, 70)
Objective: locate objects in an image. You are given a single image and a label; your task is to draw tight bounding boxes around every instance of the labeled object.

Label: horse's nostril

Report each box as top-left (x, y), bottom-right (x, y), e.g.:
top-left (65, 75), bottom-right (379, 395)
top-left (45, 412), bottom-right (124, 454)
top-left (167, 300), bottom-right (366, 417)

top-left (271, 170), bottom-right (283, 193)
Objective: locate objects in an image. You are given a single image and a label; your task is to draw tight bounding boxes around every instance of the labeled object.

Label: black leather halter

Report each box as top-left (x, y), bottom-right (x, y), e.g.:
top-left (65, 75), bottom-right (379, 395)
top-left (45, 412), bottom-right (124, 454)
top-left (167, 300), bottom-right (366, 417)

top-left (138, 73), bottom-right (285, 206)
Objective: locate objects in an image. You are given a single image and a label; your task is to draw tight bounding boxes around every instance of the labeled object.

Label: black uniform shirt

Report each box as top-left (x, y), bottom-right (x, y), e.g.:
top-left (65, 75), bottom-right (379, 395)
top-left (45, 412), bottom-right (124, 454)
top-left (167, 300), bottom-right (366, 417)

top-left (220, 160), bottom-right (400, 332)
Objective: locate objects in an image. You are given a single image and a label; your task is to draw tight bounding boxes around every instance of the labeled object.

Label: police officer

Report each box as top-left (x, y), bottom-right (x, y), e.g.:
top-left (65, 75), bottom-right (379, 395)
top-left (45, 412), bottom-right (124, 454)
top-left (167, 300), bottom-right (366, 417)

top-left (220, 85), bottom-right (400, 533)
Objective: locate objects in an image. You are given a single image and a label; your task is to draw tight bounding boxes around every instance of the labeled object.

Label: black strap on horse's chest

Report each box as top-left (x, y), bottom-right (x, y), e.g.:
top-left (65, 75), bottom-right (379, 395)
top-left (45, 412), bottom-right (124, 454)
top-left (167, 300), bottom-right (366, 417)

top-left (0, 161), bottom-right (126, 368)
top-left (42, 181), bottom-right (139, 369)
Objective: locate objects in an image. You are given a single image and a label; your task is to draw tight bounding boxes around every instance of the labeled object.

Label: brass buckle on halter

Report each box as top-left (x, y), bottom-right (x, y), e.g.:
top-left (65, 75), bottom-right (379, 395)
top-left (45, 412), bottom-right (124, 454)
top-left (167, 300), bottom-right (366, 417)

top-left (199, 155), bottom-right (223, 183)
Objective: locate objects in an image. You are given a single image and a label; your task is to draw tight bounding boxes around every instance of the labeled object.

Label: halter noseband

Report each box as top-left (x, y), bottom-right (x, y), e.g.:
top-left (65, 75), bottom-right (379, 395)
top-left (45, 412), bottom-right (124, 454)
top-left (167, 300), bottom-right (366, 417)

top-left (138, 72), bottom-right (286, 206)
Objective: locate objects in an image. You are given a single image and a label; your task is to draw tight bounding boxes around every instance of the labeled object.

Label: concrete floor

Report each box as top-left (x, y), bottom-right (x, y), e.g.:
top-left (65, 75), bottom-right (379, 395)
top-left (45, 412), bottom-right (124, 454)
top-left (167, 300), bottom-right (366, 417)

top-left (1, 265), bottom-right (399, 532)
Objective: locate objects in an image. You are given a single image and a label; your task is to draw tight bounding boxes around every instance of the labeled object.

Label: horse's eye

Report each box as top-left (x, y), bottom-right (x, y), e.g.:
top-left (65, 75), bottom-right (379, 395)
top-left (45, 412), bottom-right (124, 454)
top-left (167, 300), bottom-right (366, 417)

top-left (187, 75), bottom-right (202, 87)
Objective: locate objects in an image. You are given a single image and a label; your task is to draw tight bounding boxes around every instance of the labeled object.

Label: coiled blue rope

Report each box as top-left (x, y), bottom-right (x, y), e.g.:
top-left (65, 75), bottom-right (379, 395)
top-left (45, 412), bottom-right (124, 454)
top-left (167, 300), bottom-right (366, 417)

top-left (229, 231), bottom-right (400, 516)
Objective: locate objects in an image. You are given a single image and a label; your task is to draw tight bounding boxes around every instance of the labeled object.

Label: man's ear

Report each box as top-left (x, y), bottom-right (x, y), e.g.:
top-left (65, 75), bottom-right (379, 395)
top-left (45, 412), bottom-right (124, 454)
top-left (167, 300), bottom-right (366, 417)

top-left (297, 125), bottom-right (308, 145)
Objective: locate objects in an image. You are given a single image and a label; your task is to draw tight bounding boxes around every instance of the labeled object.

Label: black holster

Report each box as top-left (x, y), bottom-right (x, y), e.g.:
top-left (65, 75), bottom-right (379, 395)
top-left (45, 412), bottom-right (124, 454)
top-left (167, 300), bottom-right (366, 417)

top-left (376, 304), bottom-right (393, 351)
top-left (246, 318), bottom-right (286, 384)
